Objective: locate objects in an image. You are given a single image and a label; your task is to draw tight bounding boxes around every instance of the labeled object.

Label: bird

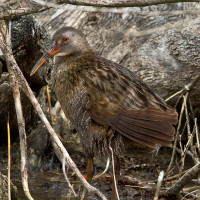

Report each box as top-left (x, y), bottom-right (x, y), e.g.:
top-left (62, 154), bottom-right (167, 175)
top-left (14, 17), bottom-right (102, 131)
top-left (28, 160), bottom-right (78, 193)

top-left (30, 27), bottom-right (178, 199)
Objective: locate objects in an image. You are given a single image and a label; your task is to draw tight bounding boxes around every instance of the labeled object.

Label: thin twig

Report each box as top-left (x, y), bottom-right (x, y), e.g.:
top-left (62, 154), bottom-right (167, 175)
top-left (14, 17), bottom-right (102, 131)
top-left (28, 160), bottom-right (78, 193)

top-left (178, 93), bottom-right (189, 178)
top-left (194, 118), bottom-right (200, 154)
top-left (181, 188), bottom-right (199, 200)
top-left (62, 156), bottom-right (77, 196)
top-left (175, 147), bottom-right (193, 158)
top-left (4, 20), bottom-right (34, 200)
top-left (165, 96), bottom-right (185, 181)
top-left (7, 113), bottom-right (11, 200)
top-left (184, 94), bottom-right (199, 164)
top-left (154, 171), bottom-right (164, 200)
top-left (166, 163), bottom-right (200, 196)
top-left (92, 158), bottom-right (110, 180)
top-left (165, 89), bottom-right (184, 102)
top-left (166, 72), bottom-right (200, 102)
top-left (109, 145), bottom-right (120, 200)
top-left (56, 0), bottom-right (199, 7)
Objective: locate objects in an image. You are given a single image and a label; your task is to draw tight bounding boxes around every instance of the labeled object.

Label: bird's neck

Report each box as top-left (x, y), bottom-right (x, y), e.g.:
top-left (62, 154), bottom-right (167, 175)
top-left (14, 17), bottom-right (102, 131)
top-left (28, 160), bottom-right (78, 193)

top-left (55, 50), bottom-right (94, 68)
top-left (51, 51), bottom-right (96, 87)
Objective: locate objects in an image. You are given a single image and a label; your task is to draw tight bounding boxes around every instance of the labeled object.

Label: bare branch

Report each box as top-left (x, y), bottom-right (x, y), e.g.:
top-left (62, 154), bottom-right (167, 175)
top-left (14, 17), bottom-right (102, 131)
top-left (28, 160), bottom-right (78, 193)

top-left (166, 71), bottom-right (200, 102)
top-left (62, 156), bottom-right (77, 197)
top-left (166, 163), bottom-right (200, 196)
top-left (165, 95), bottom-right (185, 181)
top-left (56, 0), bottom-right (199, 7)
top-left (93, 158), bottom-right (110, 180)
top-left (0, 7), bottom-right (49, 20)
top-left (109, 145), bottom-right (120, 200)
top-left (1, 21), bottom-right (34, 200)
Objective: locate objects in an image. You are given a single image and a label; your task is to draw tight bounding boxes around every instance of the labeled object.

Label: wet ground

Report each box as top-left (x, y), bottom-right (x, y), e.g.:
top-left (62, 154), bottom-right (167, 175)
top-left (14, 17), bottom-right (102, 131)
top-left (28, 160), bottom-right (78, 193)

top-left (0, 144), bottom-right (182, 200)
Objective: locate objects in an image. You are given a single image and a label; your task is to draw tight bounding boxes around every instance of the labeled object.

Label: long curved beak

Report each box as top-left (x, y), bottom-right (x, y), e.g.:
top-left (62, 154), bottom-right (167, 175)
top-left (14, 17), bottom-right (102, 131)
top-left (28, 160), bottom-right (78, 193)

top-left (30, 42), bottom-right (60, 76)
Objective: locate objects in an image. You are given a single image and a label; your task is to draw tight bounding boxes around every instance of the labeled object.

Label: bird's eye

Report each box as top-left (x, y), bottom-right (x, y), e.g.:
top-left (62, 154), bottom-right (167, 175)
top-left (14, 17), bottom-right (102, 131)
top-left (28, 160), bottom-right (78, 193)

top-left (63, 37), bottom-right (69, 43)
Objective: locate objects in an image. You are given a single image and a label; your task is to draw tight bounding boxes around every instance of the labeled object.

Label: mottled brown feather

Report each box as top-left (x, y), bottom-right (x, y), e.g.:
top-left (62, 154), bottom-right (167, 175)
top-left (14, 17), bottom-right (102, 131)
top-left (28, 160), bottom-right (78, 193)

top-left (49, 27), bottom-right (178, 154)
top-left (75, 54), bottom-right (178, 147)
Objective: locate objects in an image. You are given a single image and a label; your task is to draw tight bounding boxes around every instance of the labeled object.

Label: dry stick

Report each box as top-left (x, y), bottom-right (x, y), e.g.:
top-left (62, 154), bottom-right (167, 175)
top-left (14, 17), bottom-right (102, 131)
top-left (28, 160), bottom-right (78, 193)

top-left (191, 27), bottom-right (200, 34)
top-left (194, 118), bottom-right (200, 154)
top-left (165, 71), bottom-right (200, 103)
top-left (93, 158), bottom-right (110, 180)
top-left (3, 21), bottom-right (34, 200)
top-left (184, 96), bottom-right (199, 164)
top-left (181, 188), bottom-right (199, 200)
top-left (183, 185), bottom-right (200, 193)
top-left (165, 96), bottom-right (185, 182)
top-left (10, 58), bottom-right (34, 200)
top-left (154, 171), bottom-right (164, 200)
top-left (109, 145), bottom-right (120, 200)
top-left (56, 0), bottom-right (198, 7)
top-left (7, 114), bottom-right (11, 200)
top-left (184, 94), bottom-right (192, 149)
top-left (165, 163), bottom-right (200, 196)
top-left (179, 129), bottom-right (196, 178)
top-left (188, 100), bottom-right (200, 160)
top-left (62, 156), bottom-right (77, 197)
top-left (175, 147), bottom-right (193, 158)
top-left (0, 29), bottom-right (107, 200)
top-left (178, 93), bottom-right (189, 178)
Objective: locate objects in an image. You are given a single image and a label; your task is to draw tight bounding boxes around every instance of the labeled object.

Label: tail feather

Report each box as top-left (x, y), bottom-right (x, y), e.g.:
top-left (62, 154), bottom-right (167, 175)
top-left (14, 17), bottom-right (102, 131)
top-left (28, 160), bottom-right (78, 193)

top-left (108, 108), bottom-right (177, 148)
top-left (110, 119), bottom-right (172, 147)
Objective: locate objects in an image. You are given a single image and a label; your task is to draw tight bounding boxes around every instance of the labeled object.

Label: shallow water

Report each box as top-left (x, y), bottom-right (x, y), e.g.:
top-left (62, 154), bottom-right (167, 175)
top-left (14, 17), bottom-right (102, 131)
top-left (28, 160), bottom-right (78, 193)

top-left (13, 171), bottom-right (72, 200)
top-left (1, 148), bottom-right (194, 200)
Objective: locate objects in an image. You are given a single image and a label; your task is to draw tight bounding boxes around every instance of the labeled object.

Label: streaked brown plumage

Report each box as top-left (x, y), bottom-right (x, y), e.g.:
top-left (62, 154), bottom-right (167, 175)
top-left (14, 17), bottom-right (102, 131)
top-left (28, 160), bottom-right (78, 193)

top-left (31, 27), bottom-right (178, 199)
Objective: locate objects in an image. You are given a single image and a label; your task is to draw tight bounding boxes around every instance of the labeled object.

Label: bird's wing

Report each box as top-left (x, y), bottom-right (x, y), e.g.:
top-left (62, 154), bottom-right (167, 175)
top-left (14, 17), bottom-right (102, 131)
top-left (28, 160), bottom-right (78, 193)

top-left (79, 55), bottom-right (178, 148)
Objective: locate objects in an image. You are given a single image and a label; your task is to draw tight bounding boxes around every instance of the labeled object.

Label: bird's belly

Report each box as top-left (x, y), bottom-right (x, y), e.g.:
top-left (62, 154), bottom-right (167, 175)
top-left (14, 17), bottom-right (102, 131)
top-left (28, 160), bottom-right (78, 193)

top-left (53, 82), bottom-right (125, 158)
top-left (53, 82), bottom-right (155, 159)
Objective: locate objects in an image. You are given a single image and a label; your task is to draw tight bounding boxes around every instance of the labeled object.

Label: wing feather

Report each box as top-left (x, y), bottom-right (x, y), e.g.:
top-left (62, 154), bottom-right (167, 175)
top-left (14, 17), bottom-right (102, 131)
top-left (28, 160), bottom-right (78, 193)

top-left (79, 54), bottom-right (178, 148)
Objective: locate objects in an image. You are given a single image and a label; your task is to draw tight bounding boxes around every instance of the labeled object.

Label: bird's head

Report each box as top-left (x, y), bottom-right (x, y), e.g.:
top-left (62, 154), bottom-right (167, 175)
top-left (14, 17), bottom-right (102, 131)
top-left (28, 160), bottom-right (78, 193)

top-left (30, 27), bottom-right (91, 76)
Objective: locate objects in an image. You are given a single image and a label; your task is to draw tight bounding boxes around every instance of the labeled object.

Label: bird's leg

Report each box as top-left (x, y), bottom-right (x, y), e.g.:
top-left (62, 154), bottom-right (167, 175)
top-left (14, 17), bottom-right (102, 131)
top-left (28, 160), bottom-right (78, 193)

top-left (82, 157), bottom-right (94, 200)
top-left (111, 154), bottom-right (120, 200)
top-left (86, 157), bottom-right (94, 182)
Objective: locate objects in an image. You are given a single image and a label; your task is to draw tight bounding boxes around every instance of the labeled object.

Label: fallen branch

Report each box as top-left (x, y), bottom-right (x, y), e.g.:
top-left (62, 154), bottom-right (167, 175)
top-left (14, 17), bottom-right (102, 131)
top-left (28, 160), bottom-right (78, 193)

top-left (165, 94), bottom-right (185, 181)
top-left (56, 0), bottom-right (199, 7)
top-left (3, 21), bottom-right (33, 200)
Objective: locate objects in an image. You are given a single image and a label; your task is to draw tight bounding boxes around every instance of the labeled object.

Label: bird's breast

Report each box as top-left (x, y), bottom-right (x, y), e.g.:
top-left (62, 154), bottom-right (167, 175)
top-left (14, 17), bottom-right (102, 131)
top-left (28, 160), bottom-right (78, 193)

top-left (52, 65), bottom-right (90, 127)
